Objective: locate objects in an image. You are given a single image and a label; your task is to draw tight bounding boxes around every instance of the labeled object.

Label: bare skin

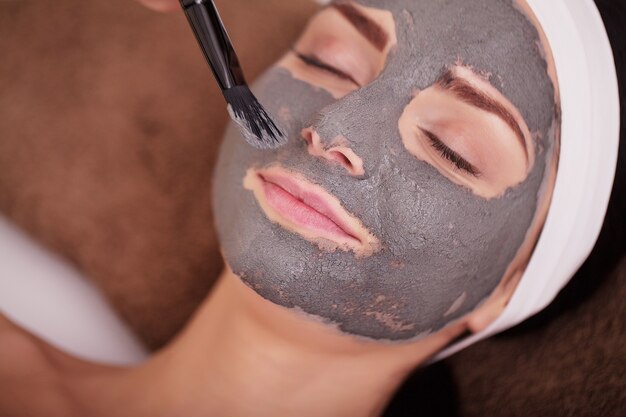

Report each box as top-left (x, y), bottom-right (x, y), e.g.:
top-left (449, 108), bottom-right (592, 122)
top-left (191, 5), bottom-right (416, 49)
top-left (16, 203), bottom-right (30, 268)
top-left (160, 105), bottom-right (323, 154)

top-left (279, 3), bottom-right (537, 199)
top-left (135, 0), bottom-right (179, 13)
top-left (0, 1), bottom-right (560, 416)
top-left (0, 268), bottom-right (466, 417)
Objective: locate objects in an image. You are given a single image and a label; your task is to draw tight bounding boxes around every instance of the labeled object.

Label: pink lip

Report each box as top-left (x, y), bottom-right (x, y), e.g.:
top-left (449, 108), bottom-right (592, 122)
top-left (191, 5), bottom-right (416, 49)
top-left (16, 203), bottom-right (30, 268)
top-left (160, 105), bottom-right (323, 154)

top-left (258, 171), bottom-right (361, 243)
top-left (244, 166), bottom-right (381, 256)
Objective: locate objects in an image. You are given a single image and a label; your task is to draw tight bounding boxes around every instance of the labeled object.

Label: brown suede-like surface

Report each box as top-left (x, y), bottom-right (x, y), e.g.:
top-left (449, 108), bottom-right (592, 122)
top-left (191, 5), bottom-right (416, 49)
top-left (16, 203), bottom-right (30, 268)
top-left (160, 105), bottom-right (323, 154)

top-left (0, 1), bottom-right (623, 415)
top-left (0, 0), bottom-right (317, 348)
top-left (447, 257), bottom-right (626, 417)
top-left (384, 257), bottom-right (625, 417)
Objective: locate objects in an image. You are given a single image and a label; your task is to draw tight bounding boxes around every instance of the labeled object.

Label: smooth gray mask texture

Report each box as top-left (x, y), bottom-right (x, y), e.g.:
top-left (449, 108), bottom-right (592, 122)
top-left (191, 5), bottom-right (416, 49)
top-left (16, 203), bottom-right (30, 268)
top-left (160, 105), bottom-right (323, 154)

top-left (213, 0), bottom-right (558, 340)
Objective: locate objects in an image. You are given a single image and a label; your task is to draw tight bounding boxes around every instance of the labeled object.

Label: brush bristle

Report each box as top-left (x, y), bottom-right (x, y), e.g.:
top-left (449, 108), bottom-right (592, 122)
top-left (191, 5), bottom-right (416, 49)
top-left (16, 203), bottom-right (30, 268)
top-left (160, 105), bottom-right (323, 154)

top-left (224, 86), bottom-right (287, 149)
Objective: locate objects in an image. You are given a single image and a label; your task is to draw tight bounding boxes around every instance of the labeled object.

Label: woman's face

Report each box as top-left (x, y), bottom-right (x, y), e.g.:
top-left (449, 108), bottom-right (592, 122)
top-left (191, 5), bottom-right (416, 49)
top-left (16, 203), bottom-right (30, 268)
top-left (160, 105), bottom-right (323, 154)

top-left (213, 0), bottom-right (559, 341)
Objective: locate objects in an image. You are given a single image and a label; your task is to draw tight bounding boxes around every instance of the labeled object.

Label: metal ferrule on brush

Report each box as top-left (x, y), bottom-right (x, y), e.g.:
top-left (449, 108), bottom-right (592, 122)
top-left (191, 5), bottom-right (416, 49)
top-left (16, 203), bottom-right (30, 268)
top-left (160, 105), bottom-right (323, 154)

top-left (180, 0), bottom-right (286, 148)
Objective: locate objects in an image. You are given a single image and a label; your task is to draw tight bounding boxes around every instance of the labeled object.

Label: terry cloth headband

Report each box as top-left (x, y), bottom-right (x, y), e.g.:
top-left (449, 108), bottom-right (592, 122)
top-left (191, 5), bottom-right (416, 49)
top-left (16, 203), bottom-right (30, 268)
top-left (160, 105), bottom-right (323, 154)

top-left (313, 0), bottom-right (620, 360)
top-left (436, 0), bottom-right (620, 360)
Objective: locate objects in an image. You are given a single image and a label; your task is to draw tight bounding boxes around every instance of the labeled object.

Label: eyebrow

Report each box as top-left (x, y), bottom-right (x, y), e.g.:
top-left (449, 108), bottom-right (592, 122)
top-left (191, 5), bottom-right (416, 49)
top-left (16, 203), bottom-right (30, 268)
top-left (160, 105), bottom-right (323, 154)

top-left (292, 49), bottom-right (361, 87)
top-left (437, 70), bottom-right (529, 158)
top-left (331, 2), bottom-right (388, 51)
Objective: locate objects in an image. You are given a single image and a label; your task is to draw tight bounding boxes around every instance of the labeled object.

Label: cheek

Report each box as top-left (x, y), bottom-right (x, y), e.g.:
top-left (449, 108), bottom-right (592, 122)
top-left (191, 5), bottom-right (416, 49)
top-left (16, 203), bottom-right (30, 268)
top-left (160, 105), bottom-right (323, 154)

top-left (377, 145), bottom-right (537, 273)
top-left (252, 67), bottom-right (337, 131)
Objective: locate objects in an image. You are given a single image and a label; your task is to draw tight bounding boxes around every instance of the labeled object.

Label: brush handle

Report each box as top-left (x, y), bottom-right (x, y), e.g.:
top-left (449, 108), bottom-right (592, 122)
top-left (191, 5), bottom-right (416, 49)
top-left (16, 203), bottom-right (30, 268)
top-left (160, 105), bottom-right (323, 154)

top-left (180, 0), bottom-right (246, 91)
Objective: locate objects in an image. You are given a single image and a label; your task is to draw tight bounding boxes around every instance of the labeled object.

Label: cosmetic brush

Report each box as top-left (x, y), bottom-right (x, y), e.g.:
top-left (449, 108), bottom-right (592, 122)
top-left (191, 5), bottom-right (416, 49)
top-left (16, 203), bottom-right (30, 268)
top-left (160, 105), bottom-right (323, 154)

top-left (180, 0), bottom-right (287, 149)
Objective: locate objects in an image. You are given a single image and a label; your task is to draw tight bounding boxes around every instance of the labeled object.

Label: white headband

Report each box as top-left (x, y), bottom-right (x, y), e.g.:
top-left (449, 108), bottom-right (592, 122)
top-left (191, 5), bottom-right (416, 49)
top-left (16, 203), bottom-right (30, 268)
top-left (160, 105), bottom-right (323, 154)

top-left (437, 0), bottom-right (620, 359)
top-left (315, 0), bottom-right (620, 359)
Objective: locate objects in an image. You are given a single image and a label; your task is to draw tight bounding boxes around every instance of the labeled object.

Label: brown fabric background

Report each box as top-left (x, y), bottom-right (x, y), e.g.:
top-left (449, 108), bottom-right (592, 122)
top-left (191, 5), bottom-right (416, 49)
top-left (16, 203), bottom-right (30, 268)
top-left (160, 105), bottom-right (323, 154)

top-left (0, 0), bottom-right (317, 347)
top-left (386, 257), bottom-right (626, 417)
top-left (0, 1), bottom-right (623, 415)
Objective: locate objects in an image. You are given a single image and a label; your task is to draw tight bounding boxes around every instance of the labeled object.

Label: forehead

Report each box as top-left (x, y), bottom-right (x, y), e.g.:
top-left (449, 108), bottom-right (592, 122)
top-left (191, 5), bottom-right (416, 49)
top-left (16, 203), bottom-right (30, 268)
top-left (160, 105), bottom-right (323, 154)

top-left (345, 0), bottom-right (556, 136)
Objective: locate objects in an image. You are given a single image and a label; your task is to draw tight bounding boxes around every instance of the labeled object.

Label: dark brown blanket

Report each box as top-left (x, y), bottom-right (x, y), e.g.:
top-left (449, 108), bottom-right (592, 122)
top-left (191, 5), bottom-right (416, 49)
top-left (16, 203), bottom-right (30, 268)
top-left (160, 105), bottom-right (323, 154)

top-left (0, 1), bottom-right (623, 415)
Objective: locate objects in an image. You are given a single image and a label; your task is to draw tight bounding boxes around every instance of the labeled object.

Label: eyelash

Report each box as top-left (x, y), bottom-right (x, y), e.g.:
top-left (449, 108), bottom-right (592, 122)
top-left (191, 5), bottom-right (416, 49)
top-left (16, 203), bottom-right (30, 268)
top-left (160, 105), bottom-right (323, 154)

top-left (292, 49), bottom-right (361, 87)
top-left (292, 51), bottom-right (479, 178)
top-left (421, 129), bottom-right (481, 177)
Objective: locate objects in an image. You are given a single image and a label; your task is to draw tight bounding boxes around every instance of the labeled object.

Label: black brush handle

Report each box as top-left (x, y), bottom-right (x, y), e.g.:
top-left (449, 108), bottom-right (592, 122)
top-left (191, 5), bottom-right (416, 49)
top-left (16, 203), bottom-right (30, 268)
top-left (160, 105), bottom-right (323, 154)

top-left (180, 0), bottom-right (246, 91)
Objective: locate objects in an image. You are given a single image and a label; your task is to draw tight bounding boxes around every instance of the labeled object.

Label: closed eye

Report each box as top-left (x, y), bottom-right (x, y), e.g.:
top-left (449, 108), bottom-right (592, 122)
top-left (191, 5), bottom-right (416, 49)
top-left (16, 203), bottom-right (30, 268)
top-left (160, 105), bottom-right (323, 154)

top-left (421, 128), bottom-right (481, 177)
top-left (292, 49), bottom-right (361, 87)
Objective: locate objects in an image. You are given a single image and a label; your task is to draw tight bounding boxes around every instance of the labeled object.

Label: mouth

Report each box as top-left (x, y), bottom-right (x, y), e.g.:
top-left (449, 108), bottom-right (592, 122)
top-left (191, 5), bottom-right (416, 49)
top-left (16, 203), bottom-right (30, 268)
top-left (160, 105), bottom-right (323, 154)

top-left (243, 166), bottom-right (380, 257)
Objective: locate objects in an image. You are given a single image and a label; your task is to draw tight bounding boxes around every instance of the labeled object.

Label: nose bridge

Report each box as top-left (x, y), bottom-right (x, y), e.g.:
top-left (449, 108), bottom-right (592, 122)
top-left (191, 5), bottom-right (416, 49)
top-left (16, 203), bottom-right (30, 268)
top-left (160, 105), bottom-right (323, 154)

top-left (309, 91), bottom-right (392, 158)
top-left (308, 100), bottom-right (350, 148)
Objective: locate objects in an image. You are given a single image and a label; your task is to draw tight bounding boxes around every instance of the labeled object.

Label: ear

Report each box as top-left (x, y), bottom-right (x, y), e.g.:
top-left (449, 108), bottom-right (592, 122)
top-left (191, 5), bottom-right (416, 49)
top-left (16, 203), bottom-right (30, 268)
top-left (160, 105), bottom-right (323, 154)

top-left (464, 269), bottom-right (524, 334)
top-left (463, 143), bottom-right (559, 333)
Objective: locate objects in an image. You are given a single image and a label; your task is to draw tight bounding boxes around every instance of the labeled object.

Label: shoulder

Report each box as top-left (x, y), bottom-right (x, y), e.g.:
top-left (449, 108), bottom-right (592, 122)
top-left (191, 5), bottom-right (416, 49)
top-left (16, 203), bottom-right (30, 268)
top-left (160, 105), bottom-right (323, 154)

top-left (0, 313), bottom-right (79, 417)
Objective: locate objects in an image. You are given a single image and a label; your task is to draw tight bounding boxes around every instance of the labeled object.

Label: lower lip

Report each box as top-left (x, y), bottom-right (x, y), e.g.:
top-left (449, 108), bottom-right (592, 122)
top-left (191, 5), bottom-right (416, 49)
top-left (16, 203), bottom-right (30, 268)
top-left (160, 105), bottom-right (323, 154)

top-left (260, 178), bottom-right (358, 242)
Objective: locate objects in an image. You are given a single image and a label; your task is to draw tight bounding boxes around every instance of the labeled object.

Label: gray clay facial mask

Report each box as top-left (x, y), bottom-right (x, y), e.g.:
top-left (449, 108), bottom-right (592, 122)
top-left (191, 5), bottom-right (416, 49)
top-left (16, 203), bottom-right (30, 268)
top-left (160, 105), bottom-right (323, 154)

top-left (213, 0), bottom-right (559, 340)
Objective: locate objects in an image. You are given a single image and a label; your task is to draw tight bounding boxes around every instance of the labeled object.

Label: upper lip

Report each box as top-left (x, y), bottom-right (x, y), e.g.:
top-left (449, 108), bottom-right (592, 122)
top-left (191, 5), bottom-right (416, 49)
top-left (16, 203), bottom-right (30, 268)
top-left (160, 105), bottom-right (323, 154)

top-left (258, 169), bottom-right (363, 242)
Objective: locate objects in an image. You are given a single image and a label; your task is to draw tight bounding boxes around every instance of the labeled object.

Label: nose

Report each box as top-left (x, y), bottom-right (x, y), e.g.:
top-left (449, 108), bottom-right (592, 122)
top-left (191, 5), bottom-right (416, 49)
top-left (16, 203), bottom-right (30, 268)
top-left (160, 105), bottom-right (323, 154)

top-left (301, 127), bottom-right (365, 176)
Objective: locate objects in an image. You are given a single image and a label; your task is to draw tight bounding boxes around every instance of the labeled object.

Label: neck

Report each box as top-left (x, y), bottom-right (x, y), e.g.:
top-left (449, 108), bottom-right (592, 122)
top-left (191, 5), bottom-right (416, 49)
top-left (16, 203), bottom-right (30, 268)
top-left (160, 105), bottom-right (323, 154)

top-left (129, 268), bottom-right (464, 417)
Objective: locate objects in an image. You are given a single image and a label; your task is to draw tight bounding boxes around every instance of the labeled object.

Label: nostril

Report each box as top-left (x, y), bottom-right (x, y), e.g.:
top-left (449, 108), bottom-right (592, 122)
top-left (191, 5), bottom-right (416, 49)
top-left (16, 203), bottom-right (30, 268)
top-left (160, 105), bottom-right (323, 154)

top-left (301, 127), bottom-right (365, 176)
top-left (327, 147), bottom-right (365, 176)
top-left (329, 150), bottom-right (353, 169)
top-left (301, 128), bottom-right (314, 146)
